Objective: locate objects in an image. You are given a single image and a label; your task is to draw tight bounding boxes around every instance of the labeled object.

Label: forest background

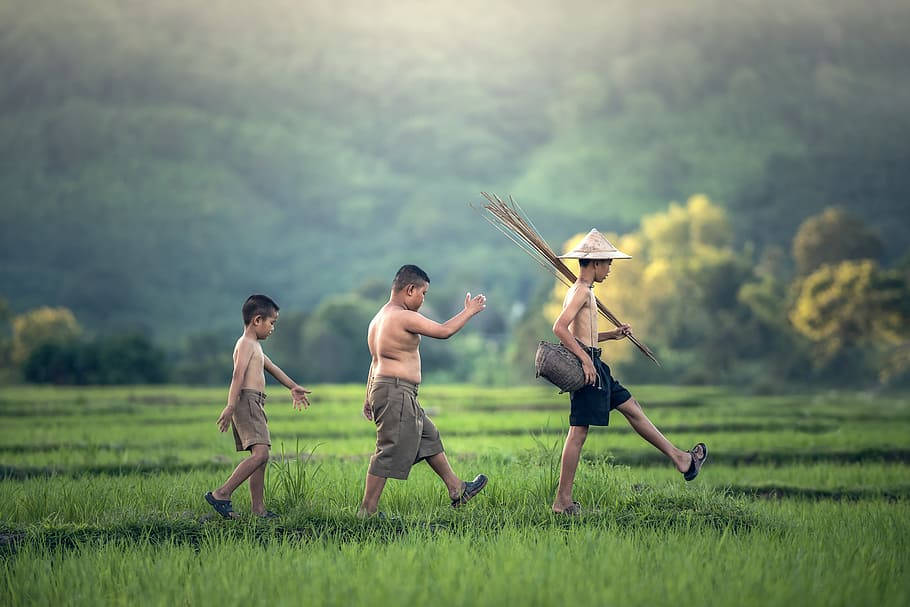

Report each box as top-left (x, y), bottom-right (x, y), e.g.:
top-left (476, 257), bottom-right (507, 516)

top-left (1, 0), bottom-right (908, 389)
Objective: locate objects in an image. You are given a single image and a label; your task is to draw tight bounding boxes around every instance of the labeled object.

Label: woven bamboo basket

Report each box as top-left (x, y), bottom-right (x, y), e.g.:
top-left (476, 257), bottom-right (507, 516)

top-left (535, 341), bottom-right (587, 393)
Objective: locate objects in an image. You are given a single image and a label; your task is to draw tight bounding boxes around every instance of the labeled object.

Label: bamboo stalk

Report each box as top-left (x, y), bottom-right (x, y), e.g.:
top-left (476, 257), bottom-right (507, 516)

top-left (476, 192), bottom-right (660, 366)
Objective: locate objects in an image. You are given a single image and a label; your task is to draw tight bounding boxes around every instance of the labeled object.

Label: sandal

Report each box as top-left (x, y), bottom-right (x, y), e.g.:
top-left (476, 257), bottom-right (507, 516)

top-left (204, 491), bottom-right (236, 519)
top-left (451, 474), bottom-right (488, 508)
top-left (256, 510), bottom-right (279, 519)
top-left (683, 443), bottom-right (708, 481)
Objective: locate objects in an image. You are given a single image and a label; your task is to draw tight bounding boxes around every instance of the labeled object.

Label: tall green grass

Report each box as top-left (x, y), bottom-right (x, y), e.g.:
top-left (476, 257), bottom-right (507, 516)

top-left (1, 385), bottom-right (909, 606)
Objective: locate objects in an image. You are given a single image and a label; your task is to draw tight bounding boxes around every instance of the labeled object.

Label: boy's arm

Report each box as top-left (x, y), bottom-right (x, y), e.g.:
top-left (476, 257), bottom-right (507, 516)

top-left (363, 358), bottom-right (376, 420)
top-left (264, 354), bottom-right (311, 410)
top-left (217, 341), bottom-right (254, 432)
top-left (552, 287), bottom-right (597, 386)
top-left (598, 324), bottom-right (631, 342)
top-left (401, 292), bottom-right (486, 339)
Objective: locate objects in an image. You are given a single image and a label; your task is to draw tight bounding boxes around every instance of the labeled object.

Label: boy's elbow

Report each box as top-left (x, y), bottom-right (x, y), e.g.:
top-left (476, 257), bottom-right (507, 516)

top-left (435, 324), bottom-right (456, 339)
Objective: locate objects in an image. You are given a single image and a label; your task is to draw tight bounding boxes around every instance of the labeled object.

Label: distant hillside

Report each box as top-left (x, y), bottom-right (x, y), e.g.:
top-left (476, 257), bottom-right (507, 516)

top-left (1, 0), bottom-right (908, 336)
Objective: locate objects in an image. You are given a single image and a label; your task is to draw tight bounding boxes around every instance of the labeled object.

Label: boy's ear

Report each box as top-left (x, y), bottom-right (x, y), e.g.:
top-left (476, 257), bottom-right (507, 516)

top-left (406, 284), bottom-right (415, 296)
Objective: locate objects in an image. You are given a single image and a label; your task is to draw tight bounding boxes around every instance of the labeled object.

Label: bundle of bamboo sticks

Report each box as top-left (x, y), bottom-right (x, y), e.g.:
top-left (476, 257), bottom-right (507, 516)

top-left (475, 192), bottom-right (660, 366)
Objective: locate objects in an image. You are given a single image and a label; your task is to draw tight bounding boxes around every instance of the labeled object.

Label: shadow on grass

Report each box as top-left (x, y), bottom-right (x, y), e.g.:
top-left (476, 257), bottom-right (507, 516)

top-left (6, 447), bottom-right (910, 480)
top-left (0, 488), bottom-right (772, 557)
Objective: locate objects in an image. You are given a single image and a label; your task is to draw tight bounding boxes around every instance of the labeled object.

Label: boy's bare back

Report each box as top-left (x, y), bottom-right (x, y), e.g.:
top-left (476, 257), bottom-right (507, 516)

top-left (368, 304), bottom-right (423, 385)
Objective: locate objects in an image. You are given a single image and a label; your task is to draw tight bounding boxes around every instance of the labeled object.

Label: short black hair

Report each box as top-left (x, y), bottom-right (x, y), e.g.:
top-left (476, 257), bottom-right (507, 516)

top-left (242, 294), bottom-right (279, 325)
top-left (392, 264), bottom-right (430, 292)
top-left (578, 259), bottom-right (610, 268)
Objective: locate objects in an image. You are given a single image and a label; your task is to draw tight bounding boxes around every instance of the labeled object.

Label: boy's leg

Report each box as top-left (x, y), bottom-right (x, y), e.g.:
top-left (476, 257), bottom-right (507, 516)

top-left (425, 451), bottom-right (464, 500)
top-left (248, 446), bottom-right (270, 515)
top-left (553, 425), bottom-right (588, 512)
top-left (358, 472), bottom-right (388, 517)
top-left (212, 443), bottom-right (271, 501)
top-left (615, 398), bottom-right (691, 472)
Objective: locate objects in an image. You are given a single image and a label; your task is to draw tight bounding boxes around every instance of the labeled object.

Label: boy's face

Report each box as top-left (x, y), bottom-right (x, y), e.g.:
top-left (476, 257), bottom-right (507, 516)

top-left (593, 259), bottom-right (613, 282)
top-left (404, 282), bottom-right (428, 311)
top-left (253, 312), bottom-right (278, 340)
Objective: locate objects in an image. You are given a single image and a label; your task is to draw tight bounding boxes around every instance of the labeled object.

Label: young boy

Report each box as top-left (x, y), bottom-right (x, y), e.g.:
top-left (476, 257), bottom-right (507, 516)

top-left (551, 230), bottom-right (708, 515)
top-left (205, 294), bottom-right (311, 519)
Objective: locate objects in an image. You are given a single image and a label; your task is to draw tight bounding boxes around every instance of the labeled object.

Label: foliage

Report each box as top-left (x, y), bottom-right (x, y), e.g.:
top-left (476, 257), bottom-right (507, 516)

top-left (22, 333), bottom-right (168, 385)
top-left (792, 207), bottom-right (884, 275)
top-left (789, 260), bottom-right (910, 370)
top-left (299, 294), bottom-right (376, 383)
top-left (2, 0), bottom-right (910, 337)
top-left (10, 307), bottom-right (82, 366)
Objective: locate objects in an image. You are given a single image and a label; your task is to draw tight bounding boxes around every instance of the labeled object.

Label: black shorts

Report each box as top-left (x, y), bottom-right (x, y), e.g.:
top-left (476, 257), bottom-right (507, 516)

top-left (569, 347), bottom-right (632, 427)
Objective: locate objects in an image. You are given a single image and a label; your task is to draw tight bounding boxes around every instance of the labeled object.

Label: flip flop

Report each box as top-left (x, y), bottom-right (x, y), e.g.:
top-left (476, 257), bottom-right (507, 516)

top-left (683, 443), bottom-right (708, 481)
top-left (451, 474), bottom-right (488, 508)
top-left (204, 491), bottom-right (235, 519)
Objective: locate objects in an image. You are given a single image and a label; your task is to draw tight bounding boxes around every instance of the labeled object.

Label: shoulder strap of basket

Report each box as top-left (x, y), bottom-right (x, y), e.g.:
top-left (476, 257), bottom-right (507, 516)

top-left (588, 287), bottom-right (596, 355)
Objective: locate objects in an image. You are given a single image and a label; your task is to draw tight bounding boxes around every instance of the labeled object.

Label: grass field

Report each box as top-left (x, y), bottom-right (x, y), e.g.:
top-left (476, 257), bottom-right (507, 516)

top-left (1, 384), bottom-right (909, 606)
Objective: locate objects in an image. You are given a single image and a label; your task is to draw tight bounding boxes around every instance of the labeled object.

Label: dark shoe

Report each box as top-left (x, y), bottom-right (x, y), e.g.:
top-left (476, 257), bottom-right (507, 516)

top-left (204, 491), bottom-right (235, 519)
top-left (256, 510), bottom-right (279, 519)
top-left (451, 474), bottom-right (488, 508)
top-left (683, 443), bottom-right (708, 481)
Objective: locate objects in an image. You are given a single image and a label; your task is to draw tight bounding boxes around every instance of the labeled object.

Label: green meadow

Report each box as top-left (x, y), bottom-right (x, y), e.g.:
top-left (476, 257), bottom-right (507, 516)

top-left (2, 384), bottom-right (909, 606)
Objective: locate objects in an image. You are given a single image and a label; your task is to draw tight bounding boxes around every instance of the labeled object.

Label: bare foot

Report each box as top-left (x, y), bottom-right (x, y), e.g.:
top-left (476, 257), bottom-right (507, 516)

top-left (211, 489), bottom-right (230, 501)
top-left (552, 501), bottom-right (582, 515)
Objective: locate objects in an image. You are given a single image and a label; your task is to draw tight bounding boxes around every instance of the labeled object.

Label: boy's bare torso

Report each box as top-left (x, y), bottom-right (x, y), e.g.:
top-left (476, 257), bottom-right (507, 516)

top-left (234, 336), bottom-right (266, 391)
top-left (368, 303), bottom-right (422, 385)
top-left (564, 284), bottom-right (597, 348)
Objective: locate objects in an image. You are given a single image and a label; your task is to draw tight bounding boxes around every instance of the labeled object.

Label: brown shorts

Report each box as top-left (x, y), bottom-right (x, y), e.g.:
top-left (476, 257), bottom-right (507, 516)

top-left (368, 377), bottom-right (444, 480)
top-left (232, 389), bottom-right (270, 451)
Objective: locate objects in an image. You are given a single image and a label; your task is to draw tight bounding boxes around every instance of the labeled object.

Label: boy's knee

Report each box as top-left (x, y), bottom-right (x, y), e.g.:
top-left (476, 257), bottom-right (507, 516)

top-left (569, 426), bottom-right (589, 444)
top-left (618, 398), bottom-right (642, 419)
top-left (249, 445), bottom-right (270, 466)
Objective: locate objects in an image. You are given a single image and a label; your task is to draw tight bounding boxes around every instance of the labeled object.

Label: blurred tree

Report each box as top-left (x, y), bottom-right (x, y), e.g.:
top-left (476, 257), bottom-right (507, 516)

top-left (173, 330), bottom-right (235, 385)
top-left (11, 307), bottom-right (82, 366)
top-left (789, 260), bottom-right (909, 370)
top-left (792, 208), bottom-right (884, 276)
top-left (264, 310), bottom-right (308, 378)
top-left (23, 333), bottom-right (168, 384)
top-left (0, 298), bottom-right (11, 371)
top-left (300, 294), bottom-right (375, 383)
top-left (94, 333), bottom-right (168, 384)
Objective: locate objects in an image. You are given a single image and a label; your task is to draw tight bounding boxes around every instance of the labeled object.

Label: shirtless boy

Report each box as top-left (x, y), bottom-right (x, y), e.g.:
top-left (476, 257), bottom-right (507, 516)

top-left (551, 230), bottom-right (708, 515)
top-left (358, 265), bottom-right (488, 516)
top-left (205, 294), bottom-right (311, 519)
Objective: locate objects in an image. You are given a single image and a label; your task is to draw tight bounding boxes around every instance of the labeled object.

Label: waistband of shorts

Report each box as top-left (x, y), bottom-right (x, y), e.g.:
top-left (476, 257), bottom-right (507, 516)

top-left (575, 338), bottom-right (602, 358)
top-left (240, 389), bottom-right (267, 399)
top-left (372, 376), bottom-right (419, 394)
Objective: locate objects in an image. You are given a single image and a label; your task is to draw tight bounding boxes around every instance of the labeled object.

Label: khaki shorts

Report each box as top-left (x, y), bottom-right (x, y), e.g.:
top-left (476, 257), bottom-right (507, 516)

top-left (232, 389), bottom-right (270, 451)
top-left (368, 377), bottom-right (444, 480)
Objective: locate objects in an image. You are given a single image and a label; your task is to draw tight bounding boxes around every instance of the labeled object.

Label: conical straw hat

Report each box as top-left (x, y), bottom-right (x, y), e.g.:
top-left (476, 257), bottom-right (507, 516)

top-left (558, 229), bottom-right (631, 260)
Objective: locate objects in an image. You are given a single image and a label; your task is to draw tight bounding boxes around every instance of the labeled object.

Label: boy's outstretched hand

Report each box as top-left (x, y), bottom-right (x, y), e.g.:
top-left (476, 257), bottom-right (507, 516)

top-left (217, 405), bottom-right (234, 432)
top-left (291, 385), bottom-right (312, 411)
top-left (464, 292), bottom-right (486, 315)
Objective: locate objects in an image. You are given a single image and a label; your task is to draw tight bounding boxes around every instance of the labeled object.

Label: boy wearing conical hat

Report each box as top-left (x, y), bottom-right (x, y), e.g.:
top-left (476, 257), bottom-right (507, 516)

top-left (551, 230), bottom-right (707, 515)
